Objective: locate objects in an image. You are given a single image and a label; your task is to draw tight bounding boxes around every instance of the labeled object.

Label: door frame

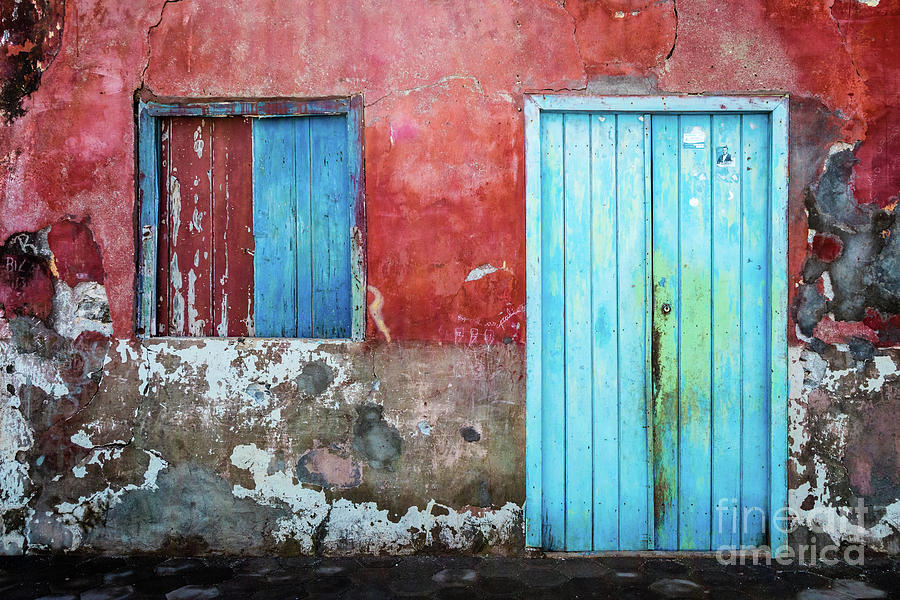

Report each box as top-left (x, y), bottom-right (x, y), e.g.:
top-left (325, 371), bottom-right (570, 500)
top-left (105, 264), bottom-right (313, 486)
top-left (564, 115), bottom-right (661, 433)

top-left (523, 95), bottom-right (789, 552)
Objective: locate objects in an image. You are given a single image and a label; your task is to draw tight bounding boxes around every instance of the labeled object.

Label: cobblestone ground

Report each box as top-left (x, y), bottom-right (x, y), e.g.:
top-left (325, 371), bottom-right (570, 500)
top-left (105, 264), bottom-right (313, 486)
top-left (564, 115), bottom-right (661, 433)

top-left (0, 554), bottom-right (898, 599)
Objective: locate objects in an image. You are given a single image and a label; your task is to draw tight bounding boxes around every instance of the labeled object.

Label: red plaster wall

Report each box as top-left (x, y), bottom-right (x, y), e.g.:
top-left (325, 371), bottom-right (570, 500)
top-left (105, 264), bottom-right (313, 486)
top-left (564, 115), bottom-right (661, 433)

top-left (0, 0), bottom-right (898, 344)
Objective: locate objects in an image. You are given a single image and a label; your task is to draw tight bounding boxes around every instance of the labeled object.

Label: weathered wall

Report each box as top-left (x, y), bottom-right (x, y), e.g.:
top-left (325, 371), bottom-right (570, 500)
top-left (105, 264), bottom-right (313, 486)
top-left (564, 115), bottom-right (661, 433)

top-left (0, 0), bottom-right (898, 555)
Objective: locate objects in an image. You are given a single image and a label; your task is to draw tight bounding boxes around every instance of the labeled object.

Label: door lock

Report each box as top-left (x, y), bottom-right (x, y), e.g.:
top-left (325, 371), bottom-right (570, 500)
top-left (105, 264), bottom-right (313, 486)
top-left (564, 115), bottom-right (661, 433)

top-left (661, 303), bottom-right (672, 314)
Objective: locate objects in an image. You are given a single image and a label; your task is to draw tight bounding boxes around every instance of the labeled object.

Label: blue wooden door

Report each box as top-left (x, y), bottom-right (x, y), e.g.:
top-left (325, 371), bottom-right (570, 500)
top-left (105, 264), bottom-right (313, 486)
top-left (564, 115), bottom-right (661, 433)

top-left (532, 111), bottom-right (774, 551)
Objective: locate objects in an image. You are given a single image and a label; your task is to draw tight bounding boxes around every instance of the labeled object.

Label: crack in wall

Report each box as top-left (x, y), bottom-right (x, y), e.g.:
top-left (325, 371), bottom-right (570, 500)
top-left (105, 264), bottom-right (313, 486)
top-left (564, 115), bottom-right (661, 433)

top-left (62, 340), bottom-right (110, 424)
top-left (140, 0), bottom-right (184, 85)
top-left (364, 75), bottom-right (486, 108)
top-left (828, 2), bottom-right (867, 123)
top-left (665, 0), bottom-right (678, 60)
top-left (559, 0), bottom-right (589, 90)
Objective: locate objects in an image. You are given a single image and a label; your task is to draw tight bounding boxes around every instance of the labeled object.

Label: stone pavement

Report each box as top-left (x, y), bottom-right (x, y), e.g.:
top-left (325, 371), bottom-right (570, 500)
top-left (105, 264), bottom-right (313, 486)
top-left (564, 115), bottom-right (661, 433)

top-left (0, 554), bottom-right (898, 599)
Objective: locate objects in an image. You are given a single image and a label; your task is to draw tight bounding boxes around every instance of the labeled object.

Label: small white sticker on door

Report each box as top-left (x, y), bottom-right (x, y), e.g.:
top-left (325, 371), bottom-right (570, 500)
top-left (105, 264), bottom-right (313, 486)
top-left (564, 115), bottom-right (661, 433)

top-left (682, 126), bottom-right (706, 149)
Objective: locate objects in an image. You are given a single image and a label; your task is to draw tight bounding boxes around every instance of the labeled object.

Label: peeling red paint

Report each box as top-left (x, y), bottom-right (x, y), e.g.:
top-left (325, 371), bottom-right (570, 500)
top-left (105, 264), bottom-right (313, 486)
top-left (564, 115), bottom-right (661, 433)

top-left (811, 233), bottom-right (843, 263)
top-left (853, 108), bottom-right (900, 208)
top-left (813, 315), bottom-right (879, 346)
top-left (47, 220), bottom-right (104, 287)
top-left (863, 308), bottom-right (900, 347)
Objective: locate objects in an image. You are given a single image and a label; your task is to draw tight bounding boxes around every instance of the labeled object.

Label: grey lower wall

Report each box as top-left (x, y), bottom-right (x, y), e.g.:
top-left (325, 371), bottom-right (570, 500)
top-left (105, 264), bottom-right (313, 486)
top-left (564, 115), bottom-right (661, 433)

top-left (2, 276), bottom-right (900, 555)
top-left (1, 319), bottom-right (526, 555)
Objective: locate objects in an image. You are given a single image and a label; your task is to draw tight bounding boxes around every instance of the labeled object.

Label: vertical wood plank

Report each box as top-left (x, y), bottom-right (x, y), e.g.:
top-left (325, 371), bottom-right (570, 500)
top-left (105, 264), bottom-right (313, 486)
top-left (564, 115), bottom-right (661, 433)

top-left (741, 113), bottom-right (770, 547)
top-left (252, 118), bottom-right (299, 337)
top-left (643, 115), bottom-right (655, 550)
top-left (166, 117), bottom-right (215, 336)
top-left (677, 114), bottom-right (712, 550)
top-left (212, 117), bottom-right (255, 337)
top-left (294, 118), bottom-right (313, 337)
top-left (563, 114), bottom-right (592, 550)
top-left (650, 114), bottom-right (680, 550)
top-left (524, 96), bottom-right (543, 547)
top-left (769, 100), bottom-right (789, 554)
top-left (156, 117), bottom-right (172, 336)
top-left (591, 113), bottom-right (619, 550)
top-left (310, 115), bottom-right (352, 338)
top-left (138, 106), bottom-right (159, 337)
top-left (346, 95), bottom-right (367, 341)
top-left (711, 114), bottom-right (743, 549)
top-left (616, 114), bottom-right (650, 550)
top-left (540, 112), bottom-right (566, 551)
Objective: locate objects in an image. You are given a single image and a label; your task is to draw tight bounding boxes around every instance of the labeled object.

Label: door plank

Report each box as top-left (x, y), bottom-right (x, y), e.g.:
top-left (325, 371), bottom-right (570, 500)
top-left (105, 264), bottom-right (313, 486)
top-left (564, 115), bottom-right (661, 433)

top-left (166, 117), bottom-right (215, 336)
top-left (563, 114), bottom-right (593, 550)
top-left (294, 118), bottom-right (314, 337)
top-left (540, 112), bottom-right (567, 551)
top-left (310, 115), bottom-right (352, 338)
top-left (156, 118), bottom-right (173, 336)
top-left (677, 115), bottom-right (713, 550)
top-left (212, 117), bottom-right (255, 337)
top-left (252, 118), bottom-right (299, 337)
top-left (524, 97), bottom-right (543, 548)
top-left (591, 113), bottom-right (619, 550)
top-left (616, 114), bottom-right (650, 550)
top-left (710, 115), bottom-right (743, 549)
top-left (650, 114), bottom-right (680, 550)
top-left (741, 113), bottom-right (770, 547)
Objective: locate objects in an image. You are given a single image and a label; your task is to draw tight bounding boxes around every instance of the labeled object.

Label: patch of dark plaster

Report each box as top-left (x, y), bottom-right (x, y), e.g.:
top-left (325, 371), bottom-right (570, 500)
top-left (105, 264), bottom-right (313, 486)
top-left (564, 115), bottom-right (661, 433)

top-left (351, 404), bottom-right (404, 471)
top-left (295, 360), bottom-right (334, 397)
top-left (9, 315), bottom-right (65, 358)
top-left (2, 507), bottom-right (27, 533)
top-left (809, 337), bottom-right (831, 355)
top-left (809, 150), bottom-right (870, 233)
top-left (848, 337), bottom-right (875, 361)
top-left (868, 217), bottom-right (900, 313)
top-left (460, 427), bottom-right (481, 443)
top-left (803, 147), bottom-right (900, 328)
top-left (478, 480), bottom-right (492, 508)
top-left (296, 458), bottom-right (326, 488)
top-left (84, 463), bottom-right (290, 554)
top-left (0, 0), bottom-right (65, 120)
top-left (801, 257), bottom-right (828, 284)
top-left (793, 285), bottom-right (827, 337)
top-left (829, 231), bottom-right (882, 321)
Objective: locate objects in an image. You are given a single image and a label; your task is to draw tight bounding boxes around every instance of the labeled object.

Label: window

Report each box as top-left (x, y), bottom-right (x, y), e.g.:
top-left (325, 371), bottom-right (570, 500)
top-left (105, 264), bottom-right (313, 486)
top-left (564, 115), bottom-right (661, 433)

top-left (136, 97), bottom-right (365, 339)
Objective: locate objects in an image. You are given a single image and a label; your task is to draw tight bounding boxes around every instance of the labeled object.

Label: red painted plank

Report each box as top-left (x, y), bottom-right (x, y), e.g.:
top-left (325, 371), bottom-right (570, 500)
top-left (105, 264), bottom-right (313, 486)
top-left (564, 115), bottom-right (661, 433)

top-left (165, 117), bottom-right (215, 336)
top-left (212, 117), bottom-right (255, 337)
top-left (156, 118), bottom-right (172, 336)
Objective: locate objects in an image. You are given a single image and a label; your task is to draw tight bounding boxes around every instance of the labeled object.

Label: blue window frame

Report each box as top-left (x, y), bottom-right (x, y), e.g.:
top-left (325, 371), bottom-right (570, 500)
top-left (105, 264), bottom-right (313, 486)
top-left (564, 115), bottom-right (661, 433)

top-left (135, 96), bottom-right (366, 340)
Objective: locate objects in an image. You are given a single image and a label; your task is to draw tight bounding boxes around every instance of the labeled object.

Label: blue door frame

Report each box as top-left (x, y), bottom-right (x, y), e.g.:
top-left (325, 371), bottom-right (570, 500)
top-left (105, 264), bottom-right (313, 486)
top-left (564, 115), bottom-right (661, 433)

top-left (524, 95), bottom-right (789, 553)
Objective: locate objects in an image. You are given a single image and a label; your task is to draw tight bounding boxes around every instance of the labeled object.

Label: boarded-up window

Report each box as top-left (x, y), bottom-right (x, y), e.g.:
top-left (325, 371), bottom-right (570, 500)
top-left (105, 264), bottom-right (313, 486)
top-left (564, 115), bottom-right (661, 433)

top-left (137, 99), bottom-right (364, 339)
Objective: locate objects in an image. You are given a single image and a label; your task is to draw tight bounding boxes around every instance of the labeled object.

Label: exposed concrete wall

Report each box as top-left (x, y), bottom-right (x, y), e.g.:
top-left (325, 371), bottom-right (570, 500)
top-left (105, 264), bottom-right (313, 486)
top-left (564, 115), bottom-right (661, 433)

top-left (3, 323), bottom-right (525, 554)
top-left (0, 0), bottom-right (898, 555)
